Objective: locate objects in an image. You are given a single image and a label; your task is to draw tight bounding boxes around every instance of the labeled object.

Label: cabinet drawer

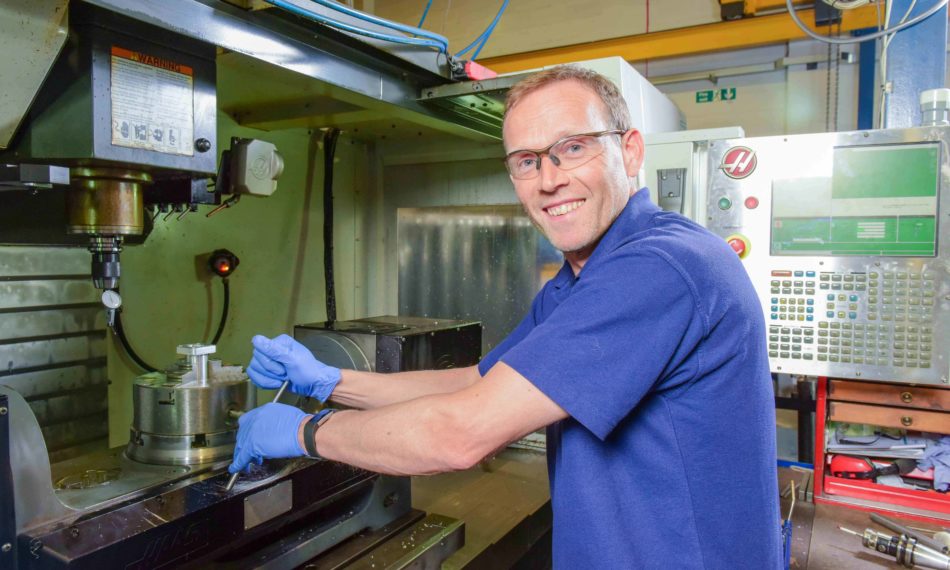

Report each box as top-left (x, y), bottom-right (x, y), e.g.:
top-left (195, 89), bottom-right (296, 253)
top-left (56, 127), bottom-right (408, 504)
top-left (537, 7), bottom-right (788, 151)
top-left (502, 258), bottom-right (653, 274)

top-left (829, 401), bottom-right (949, 432)
top-left (829, 380), bottom-right (950, 411)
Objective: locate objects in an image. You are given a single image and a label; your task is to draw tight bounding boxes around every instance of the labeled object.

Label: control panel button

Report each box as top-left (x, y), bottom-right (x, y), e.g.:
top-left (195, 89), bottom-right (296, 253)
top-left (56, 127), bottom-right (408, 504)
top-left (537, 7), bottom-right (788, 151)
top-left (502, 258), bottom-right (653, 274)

top-left (718, 197), bottom-right (732, 210)
top-left (725, 234), bottom-right (750, 258)
top-left (744, 196), bottom-right (759, 209)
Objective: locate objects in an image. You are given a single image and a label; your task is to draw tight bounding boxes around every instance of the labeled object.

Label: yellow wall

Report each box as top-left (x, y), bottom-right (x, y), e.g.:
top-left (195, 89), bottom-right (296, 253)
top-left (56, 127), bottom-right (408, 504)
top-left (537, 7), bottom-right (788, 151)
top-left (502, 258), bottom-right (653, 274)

top-left (372, 0), bottom-right (720, 59)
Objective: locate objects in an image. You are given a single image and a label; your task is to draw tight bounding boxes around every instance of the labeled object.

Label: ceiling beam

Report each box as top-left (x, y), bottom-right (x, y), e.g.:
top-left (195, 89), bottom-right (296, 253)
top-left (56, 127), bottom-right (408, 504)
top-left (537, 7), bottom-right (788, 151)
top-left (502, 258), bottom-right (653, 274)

top-left (479, 5), bottom-right (879, 75)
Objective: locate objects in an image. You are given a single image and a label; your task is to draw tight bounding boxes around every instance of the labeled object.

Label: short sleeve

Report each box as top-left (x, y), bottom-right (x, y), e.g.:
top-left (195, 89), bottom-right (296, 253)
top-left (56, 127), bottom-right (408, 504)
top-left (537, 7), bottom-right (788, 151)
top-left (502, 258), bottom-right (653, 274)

top-left (499, 247), bottom-right (706, 440)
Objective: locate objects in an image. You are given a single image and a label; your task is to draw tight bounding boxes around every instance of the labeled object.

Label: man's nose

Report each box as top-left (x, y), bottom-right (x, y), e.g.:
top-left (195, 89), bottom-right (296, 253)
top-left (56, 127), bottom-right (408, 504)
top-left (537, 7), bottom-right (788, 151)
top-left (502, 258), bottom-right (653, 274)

top-left (538, 154), bottom-right (566, 192)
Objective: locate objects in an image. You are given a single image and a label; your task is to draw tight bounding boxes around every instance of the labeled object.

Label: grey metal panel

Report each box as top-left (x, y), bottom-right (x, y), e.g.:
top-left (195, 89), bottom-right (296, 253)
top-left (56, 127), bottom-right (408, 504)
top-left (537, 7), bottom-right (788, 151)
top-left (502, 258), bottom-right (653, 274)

top-left (41, 412), bottom-right (109, 452)
top-left (0, 307), bottom-right (103, 338)
top-left (0, 336), bottom-right (106, 373)
top-left (29, 386), bottom-right (108, 425)
top-left (0, 364), bottom-right (107, 400)
top-left (397, 206), bottom-right (560, 354)
top-left (0, 246), bottom-right (91, 275)
top-left (0, 246), bottom-right (107, 461)
top-left (0, 279), bottom-right (98, 310)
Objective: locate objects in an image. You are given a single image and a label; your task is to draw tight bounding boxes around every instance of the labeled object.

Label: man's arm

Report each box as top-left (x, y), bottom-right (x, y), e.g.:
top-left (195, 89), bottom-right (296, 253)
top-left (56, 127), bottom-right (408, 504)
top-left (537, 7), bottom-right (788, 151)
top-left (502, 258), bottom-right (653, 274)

top-left (328, 365), bottom-right (481, 410)
top-left (308, 362), bottom-right (568, 475)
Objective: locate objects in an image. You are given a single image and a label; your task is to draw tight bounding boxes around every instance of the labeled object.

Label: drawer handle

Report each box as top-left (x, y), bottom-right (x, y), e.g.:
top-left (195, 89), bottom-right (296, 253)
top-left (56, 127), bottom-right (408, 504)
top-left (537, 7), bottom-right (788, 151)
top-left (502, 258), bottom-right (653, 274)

top-left (900, 416), bottom-right (914, 427)
top-left (900, 391), bottom-right (914, 403)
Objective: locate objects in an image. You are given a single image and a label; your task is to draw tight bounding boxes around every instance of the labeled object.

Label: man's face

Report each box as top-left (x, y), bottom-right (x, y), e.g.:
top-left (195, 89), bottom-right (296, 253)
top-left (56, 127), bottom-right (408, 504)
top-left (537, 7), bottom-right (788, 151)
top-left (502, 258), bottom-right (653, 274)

top-left (502, 80), bottom-right (644, 269)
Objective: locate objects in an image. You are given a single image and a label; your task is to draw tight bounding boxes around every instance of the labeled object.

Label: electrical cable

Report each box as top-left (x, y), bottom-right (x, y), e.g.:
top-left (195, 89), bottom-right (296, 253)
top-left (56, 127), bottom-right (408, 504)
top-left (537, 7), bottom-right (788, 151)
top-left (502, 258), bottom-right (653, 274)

top-left (418, 0), bottom-right (433, 27)
top-left (266, 0), bottom-right (447, 52)
top-left (307, 0), bottom-right (449, 51)
top-left (455, 0), bottom-right (509, 58)
top-left (785, 0), bottom-right (947, 44)
top-left (210, 277), bottom-right (230, 346)
top-left (323, 128), bottom-right (341, 324)
top-left (112, 307), bottom-right (158, 372)
top-left (470, 0), bottom-right (510, 60)
top-left (879, 0), bottom-right (918, 128)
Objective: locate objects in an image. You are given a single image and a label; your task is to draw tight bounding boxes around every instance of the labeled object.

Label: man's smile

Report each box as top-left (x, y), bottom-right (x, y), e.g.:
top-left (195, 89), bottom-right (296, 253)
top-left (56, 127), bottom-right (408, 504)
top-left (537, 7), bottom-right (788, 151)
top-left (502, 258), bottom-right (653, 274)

top-left (544, 199), bottom-right (586, 217)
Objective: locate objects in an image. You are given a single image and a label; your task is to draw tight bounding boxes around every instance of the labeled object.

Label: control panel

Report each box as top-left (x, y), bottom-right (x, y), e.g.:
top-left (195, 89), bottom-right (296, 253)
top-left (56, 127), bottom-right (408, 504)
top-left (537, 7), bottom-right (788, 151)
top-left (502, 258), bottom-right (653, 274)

top-left (704, 126), bottom-right (950, 386)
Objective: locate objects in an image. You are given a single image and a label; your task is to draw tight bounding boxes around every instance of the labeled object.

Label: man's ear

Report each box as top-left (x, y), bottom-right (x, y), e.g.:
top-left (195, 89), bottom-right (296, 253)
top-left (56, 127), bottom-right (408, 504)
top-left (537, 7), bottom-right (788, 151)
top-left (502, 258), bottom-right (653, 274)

top-left (620, 129), bottom-right (645, 177)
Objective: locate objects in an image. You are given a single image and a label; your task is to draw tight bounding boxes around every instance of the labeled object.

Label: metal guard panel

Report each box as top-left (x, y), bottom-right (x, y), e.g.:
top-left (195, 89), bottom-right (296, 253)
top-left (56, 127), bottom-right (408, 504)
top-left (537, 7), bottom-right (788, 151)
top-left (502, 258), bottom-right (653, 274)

top-left (705, 126), bottom-right (950, 385)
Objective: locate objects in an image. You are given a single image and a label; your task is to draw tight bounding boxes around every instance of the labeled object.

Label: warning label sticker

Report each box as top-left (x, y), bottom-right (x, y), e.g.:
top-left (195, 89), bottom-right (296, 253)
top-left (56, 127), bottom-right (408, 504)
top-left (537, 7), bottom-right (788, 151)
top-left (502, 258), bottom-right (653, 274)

top-left (110, 46), bottom-right (194, 156)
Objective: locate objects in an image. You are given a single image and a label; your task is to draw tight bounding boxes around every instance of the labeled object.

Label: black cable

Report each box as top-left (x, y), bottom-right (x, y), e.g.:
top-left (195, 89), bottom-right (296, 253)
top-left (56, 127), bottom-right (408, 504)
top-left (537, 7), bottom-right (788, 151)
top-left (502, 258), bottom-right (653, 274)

top-left (112, 308), bottom-right (158, 372)
top-left (211, 277), bottom-right (230, 345)
top-left (323, 128), bottom-right (341, 323)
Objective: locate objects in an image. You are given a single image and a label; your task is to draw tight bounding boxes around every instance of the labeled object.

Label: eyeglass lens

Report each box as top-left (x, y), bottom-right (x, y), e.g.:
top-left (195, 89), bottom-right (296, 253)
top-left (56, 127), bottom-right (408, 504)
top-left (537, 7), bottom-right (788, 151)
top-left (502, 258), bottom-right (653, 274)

top-left (506, 132), bottom-right (617, 180)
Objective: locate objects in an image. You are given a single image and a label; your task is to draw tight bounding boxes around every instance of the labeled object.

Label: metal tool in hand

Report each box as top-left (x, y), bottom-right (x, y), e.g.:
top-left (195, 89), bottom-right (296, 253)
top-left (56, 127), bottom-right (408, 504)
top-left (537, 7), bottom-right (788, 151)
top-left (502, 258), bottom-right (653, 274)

top-left (225, 380), bottom-right (289, 491)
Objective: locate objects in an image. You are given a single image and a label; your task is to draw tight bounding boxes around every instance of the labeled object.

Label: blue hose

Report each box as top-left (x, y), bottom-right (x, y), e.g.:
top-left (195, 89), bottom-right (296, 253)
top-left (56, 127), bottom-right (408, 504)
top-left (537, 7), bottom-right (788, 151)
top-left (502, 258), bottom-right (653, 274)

top-left (470, 0), bottom-right (509, 59)
top-left (307, 0), bottom-right (449, 51)
top-left (418, 0), bottom-right (433, 28)
top-left (267, 0), bottom-right (446, 52)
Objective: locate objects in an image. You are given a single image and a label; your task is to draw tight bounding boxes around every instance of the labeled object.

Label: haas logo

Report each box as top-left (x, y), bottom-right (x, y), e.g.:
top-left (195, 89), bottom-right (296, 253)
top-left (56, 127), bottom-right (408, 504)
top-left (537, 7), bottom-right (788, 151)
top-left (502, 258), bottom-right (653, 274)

top-left (721, 146), bottom-right (757, 179)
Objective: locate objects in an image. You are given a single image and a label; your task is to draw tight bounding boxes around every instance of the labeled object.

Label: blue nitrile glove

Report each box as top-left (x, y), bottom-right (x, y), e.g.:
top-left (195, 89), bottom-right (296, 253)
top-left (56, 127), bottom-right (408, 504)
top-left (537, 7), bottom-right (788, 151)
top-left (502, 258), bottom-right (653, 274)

top-left (228, 402), bottom-right (309, 474)
top-left (246, 334), bottom-right (342, 402)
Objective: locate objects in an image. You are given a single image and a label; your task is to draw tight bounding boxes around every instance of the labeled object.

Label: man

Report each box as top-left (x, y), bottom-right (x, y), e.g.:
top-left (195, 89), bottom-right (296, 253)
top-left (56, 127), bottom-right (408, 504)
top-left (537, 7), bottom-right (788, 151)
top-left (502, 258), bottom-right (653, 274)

top-left (230, 66), bottom-right (782, 569)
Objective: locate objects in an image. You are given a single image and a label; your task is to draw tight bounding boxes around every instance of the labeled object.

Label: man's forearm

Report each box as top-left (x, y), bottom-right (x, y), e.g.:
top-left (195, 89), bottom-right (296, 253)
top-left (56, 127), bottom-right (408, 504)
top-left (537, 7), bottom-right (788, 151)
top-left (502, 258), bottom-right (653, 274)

top-left (310, 393), bottom-right (483, 476)
top-left (329, 365), bottom-right (480, 409)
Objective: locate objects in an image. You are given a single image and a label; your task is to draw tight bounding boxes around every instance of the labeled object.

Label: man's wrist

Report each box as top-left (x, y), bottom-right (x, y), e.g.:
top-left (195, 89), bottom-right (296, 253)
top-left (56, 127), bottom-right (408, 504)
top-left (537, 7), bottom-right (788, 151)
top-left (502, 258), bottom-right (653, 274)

top-left (297, 414), bottom-right (314, 455)
top-left (301, 409), bottom-right (336, 458)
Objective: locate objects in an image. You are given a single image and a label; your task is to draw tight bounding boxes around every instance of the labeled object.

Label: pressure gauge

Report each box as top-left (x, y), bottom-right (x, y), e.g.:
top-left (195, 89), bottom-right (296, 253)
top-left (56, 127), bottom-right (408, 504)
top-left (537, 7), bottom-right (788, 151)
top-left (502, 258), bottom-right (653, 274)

top-left (101, 289), bottom-right (122, 310)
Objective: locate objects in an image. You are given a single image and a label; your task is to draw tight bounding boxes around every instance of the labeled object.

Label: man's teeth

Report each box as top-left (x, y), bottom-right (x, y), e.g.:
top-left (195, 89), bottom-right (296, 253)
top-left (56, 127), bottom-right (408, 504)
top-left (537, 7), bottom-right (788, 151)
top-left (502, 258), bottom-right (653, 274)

top-left (546, 200), bottom-right (584, 217)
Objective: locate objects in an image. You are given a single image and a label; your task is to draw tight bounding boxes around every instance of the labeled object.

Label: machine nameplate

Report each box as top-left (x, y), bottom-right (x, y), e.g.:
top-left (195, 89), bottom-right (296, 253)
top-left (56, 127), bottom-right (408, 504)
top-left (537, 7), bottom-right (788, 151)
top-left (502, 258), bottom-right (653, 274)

top-left (244, 480), bottom-right (293, 530)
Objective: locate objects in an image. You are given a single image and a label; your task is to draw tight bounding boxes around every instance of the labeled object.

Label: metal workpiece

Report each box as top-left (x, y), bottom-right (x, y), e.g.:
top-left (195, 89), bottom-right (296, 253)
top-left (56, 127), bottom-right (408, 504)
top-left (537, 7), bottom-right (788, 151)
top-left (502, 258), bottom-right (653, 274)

top-left (704, 126), bottom-right (950, 385)
top-left (126, 344), bottom-right (251, 466)
top-left (176, 342), bottom-right (217, 386)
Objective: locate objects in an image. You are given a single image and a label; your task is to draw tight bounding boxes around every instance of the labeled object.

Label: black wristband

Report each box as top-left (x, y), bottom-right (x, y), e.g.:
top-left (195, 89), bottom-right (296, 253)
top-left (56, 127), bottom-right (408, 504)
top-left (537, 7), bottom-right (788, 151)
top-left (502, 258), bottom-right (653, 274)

top-left (303, 409), bottom-right (334, 458)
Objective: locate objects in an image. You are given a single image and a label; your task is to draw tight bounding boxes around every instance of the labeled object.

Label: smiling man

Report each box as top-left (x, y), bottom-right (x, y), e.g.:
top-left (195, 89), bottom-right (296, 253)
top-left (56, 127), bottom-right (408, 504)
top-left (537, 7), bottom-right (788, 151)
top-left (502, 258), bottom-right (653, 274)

top-left (230, 66), bottom-right (782, 569)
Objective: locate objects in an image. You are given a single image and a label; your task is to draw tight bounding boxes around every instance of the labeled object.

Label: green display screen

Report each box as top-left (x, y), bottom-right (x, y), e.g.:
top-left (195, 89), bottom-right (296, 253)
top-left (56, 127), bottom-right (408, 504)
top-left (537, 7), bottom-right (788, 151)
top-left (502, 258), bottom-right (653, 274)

top-left (771, 143), bottom-right (940, 256)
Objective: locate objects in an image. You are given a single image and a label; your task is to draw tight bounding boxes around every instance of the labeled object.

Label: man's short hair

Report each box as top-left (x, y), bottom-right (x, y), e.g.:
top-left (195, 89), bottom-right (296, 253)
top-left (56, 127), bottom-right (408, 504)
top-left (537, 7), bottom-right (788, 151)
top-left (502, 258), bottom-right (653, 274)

top-left (503, 65), bottom-right (632, 133)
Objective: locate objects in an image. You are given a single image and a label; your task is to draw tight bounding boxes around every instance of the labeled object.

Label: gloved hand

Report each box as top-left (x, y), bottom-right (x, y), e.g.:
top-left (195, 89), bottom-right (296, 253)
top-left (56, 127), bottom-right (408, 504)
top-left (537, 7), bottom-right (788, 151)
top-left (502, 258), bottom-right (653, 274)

top-left (228, 402), bottom-right (309, 474)
top-left (246, 334), bottom-right (342, 402)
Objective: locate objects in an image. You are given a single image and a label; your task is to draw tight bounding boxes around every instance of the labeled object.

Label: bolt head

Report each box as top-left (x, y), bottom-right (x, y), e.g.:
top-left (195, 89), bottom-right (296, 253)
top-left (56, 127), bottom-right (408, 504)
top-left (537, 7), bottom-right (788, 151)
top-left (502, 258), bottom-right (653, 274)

top-left (0, 407), bottom-right (7, 415)
top-left (1, 543), bottom-right (10, 552)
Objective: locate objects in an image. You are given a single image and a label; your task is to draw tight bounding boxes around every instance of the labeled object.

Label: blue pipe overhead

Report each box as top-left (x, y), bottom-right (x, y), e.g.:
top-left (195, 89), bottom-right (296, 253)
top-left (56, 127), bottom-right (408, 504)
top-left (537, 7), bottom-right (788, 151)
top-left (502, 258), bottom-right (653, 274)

top-left (854, 28), bottom-right (877, 130)
top-left (883, 0), bottom-right (948, 127)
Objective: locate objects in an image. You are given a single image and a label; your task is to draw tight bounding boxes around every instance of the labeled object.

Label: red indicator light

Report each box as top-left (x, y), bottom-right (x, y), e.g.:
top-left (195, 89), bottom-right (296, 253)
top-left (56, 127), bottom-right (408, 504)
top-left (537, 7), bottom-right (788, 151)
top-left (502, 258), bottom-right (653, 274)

top-left (744, 196), bottom-right (759, 209)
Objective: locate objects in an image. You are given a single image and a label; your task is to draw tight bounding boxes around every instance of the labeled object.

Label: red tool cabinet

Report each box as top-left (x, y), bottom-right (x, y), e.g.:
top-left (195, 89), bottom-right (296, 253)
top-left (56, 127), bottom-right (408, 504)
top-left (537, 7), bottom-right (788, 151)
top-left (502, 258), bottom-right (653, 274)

top-left (814, 377), bottom-right (950, 524)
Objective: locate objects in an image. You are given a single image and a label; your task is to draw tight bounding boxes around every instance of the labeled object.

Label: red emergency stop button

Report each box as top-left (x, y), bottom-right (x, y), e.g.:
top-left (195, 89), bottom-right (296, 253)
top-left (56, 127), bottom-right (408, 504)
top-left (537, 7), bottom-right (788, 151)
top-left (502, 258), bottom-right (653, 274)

top-left (725, 234), bottom-right (750, 259)
top-left (744, 196), bottom-right (759, 209)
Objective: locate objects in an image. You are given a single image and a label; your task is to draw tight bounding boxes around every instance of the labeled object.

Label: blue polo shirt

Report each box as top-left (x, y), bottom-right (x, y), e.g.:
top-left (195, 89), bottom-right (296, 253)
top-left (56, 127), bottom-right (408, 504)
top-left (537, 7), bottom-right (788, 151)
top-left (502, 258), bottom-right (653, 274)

top-left (479, 189), bottom-right (781, 569)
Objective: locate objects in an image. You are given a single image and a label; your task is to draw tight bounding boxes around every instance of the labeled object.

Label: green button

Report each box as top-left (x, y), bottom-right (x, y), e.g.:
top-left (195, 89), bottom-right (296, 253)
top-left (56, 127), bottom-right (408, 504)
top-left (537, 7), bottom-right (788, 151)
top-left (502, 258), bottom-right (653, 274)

top-left (718, 197), bottom-right (732, 210)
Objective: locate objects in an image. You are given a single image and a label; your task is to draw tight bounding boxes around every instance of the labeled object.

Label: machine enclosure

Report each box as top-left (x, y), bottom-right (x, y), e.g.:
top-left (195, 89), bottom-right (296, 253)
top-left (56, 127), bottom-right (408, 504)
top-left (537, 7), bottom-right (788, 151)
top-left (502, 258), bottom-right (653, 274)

top-left (294, 316), bottom-right (483, 374)
top-left (7, 3), bottom-right (217, 174)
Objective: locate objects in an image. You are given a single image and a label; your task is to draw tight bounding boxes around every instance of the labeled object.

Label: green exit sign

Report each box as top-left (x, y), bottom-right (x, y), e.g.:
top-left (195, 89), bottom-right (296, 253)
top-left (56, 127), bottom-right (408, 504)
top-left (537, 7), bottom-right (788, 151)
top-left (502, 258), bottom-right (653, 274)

top-left (696, 88), bottom-right (737, 103)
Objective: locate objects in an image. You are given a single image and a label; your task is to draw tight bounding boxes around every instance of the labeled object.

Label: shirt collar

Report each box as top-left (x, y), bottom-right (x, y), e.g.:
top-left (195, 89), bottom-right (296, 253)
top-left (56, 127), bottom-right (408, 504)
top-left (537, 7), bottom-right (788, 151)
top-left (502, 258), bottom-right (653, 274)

top-left (550, 188), bottom-right (657, 287)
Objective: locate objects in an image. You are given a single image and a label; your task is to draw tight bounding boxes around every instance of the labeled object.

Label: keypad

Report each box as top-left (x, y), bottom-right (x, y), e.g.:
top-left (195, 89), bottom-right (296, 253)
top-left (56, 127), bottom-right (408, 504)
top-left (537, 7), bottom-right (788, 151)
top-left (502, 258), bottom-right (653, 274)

top-left (765, 269), bottom-right (937, 369)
